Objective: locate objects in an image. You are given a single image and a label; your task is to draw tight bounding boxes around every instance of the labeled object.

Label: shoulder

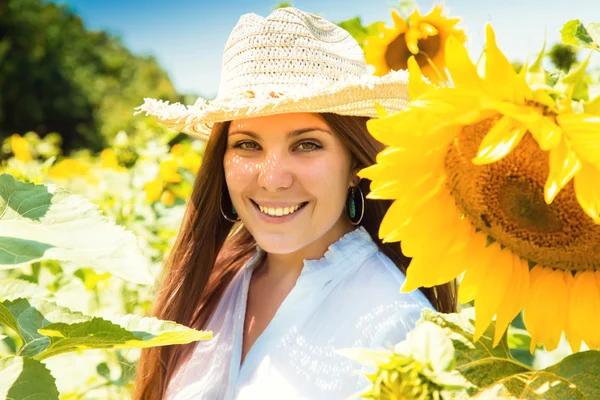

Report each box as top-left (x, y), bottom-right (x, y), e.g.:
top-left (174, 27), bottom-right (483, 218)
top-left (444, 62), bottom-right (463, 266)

top-left (350, 248), bottom-right (432, 349)
top-left (352, 247), bottom-right (429, 307)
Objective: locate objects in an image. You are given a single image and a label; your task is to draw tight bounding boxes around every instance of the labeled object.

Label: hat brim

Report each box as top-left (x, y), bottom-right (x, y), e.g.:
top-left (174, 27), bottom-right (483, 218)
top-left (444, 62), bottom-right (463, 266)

top-left (135, 70), bottom-right (410, 140)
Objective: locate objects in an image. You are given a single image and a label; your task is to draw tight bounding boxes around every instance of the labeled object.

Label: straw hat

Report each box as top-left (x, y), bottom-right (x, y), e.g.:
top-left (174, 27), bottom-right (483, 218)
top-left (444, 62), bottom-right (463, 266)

top-left (135, 7), bottom-right (410, 140)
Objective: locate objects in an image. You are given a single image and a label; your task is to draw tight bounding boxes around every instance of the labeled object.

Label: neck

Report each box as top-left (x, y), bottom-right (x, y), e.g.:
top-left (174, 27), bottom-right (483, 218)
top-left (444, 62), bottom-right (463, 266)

top-left (257, 220), bottom-right (355, 281)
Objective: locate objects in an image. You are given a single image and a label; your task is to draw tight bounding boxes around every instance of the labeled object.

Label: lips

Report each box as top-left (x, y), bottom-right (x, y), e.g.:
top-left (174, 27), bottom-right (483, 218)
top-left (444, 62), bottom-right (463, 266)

top-left (251, 200), bottom-right (308, 219)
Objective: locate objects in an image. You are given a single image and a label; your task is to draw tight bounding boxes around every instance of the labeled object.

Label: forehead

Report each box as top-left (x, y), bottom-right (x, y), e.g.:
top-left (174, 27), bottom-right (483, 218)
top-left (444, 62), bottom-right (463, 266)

top-left (228, 113), bottom-right (330, 135)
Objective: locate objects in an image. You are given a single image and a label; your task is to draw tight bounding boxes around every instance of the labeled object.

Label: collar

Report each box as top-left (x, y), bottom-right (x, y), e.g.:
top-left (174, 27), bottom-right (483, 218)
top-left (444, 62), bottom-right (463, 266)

top-left (248, 226), bottom-right (379, 284)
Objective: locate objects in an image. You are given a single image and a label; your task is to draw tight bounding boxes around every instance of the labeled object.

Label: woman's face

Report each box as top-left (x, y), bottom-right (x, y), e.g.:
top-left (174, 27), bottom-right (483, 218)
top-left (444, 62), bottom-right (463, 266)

top-left (224, 112), bottom-right (357, 254)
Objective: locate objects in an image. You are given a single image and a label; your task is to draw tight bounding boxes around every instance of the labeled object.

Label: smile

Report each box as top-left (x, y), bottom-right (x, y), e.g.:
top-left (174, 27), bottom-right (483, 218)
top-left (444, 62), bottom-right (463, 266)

top-left (252, 201), bottom-right (308, 217)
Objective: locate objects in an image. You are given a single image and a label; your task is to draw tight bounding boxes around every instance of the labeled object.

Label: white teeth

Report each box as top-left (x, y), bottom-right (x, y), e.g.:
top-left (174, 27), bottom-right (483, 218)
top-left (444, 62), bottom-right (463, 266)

top-left (258, 203), bottom-right (303, 217)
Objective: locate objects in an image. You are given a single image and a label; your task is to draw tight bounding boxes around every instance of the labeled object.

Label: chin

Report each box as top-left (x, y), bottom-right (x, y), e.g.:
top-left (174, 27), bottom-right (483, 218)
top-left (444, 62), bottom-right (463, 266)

top-left (251, 231), bottom-right (307, 254)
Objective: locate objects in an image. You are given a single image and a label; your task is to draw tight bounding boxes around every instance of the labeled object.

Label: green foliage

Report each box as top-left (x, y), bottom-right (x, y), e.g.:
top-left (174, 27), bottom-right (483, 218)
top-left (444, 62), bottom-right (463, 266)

top-left (0, 356), bottom-right (59, 400)
top-left (421, 309), bottom-right (600, 399)
top-left (561, 19), bottom-right (600, 51)
top-left (0, 173), bottom-right (153, 284)
top-left (342, 322), bottom-right (472, 399)
top-left (0, 296), bottom-right (211, 360)
top-left (548, 43), bottom-right (578, 72)
top-left (336, 17), bottom-right (384, 48)
top-left (345, 308), bottom-right (600, 399)
top-left (0, 0), bottom-right (180, 152)
top-left (0, 174), bottom-right (212, 398)
top-left (273, 1), bottom-right (293, 9)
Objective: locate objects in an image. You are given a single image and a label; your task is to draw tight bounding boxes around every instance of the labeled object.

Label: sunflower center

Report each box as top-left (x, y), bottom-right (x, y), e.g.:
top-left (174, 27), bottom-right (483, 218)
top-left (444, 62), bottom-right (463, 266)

top-left (444, 115), bottom-right (600, 271)
top-left (384, 29), bottom-right (441, 71)
top-left (499, 178), bottom-right (563, 233)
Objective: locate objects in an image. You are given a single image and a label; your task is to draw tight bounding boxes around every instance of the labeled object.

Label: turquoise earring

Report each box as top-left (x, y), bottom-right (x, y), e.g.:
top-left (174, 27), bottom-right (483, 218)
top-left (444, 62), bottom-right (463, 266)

top-left (349, 188), bottom-right (356, 219)
top-left (220, 193), bottom-right (240, 222)
top-left (346, 184), bottom-right (364, 226)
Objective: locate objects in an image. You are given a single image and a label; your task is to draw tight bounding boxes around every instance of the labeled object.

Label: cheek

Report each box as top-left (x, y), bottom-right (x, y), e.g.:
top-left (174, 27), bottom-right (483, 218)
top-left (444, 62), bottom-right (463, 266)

top-left (296, 156), bottom-right (350, 197)
top-left (223, 153), bottom-right (257, 192)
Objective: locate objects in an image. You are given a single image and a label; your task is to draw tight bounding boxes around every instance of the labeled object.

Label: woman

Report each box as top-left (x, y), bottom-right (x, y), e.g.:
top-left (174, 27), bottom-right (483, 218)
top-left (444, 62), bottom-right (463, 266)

top-left (134, 7), bottom-right (456, 400)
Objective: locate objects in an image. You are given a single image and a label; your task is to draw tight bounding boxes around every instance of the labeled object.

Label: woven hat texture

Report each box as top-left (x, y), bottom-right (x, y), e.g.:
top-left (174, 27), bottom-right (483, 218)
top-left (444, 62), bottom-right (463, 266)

top-left (135, 7), bottom-right (410, 139)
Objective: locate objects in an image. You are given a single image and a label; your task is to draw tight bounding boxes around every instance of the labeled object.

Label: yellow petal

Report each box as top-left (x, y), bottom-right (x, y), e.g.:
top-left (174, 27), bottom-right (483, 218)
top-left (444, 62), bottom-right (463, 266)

top-left (182, 153), bottom-right (202, 172)
top-left (545, 138), bottom-right (582, 204)
top-left (402, 215), bottom-right (470, 291)
top-left (573, 162), bottom-right (600, 223)
top-left (541, 269), bottom-right (569, 351)
top-left (472, 116), bottom-right (527, 165)
top-left (566, 270), bottom-right (600, 351)
top-left (100, 149), bottom-right (120, 169)
top-left (401, 194), bottom-right (451, 258)
top-left (484, 24), bottom-right (522, 103)
top-left (402, 254), bottom-right (434, 292)
top-left (368, 163), bottom-right (446, 201)
top-left (557, 113), bottom-right (600, 170)
top-left (419, 22), bottom-right (438, 37)
top-left (433, 226), bottom-right (483, 285)
top-left (473, 245), bottom-right (514, 342)
top-left (170, 143), bottom-right (185, 157)
top-left (391, 9), bottom-right (408, 31)
top-left (445, 35), bottom-right (483, 92)
top-left (457, 241), bottom-right (497, 304)
top-left (408, 56), bottom-right (432, 99)
top-left (584, 96), bottom-right (600, 114)
top-left (161, 190), bottom-right (176, 206)
top-left (524, 267), bottom-right (568, 352)
top-left (523, 265), bottom-right (552, 353)
top-left (586, 271), bottom-right (600, 350)
top-left (373, 102), bottom-right (389, 117)
top-left (10, 134), bottom-right (33, 162)
top-left (527, 115), bottom-right (563, 151)
top-left (493, 255), bottom-right (529, 347)
top-left (379, 199), bottom-right (409, 242)
top-left (159, 159), bottom-right (182, 183)
top-left (144, 179), bottom-right (163, 203)
top-left (406, 28), bottom-right (421, 54)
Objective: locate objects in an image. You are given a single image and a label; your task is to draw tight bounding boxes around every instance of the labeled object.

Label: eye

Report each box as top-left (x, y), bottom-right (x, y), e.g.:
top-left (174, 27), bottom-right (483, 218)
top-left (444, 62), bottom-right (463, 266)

top-left (233, 141), bottom-right (260, 151)
top-left (295, 141), bottom-right (322, 151)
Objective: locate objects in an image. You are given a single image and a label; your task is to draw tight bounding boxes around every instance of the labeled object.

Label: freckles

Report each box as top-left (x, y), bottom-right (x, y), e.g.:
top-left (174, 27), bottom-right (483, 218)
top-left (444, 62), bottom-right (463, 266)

top-left (224, 154), bottom-right (258, 182)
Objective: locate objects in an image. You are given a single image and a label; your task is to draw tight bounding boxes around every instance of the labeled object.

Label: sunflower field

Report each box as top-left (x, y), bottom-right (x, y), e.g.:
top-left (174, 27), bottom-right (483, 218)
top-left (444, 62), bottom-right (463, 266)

top-left (2, 1), bottom-right (600, 399)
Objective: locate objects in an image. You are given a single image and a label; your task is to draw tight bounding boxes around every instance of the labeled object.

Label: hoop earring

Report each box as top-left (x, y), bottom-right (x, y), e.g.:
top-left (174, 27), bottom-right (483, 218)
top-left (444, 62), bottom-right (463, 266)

top-left (346, 185), bottom-right (364, 226)
top-left (220, 193), bottom-right (240, 222)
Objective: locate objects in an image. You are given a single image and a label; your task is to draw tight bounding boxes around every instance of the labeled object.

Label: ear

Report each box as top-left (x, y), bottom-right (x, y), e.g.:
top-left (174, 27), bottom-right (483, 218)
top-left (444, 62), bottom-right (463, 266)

top-left (349, 168), bottom-right (361, 187)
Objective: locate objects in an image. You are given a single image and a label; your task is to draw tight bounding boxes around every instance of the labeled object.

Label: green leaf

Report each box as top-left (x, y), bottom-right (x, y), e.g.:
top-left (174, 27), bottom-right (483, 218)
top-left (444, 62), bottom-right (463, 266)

top-left (561, 19), bottom-right (600, 51)
top-left (422, 308), bottom-right (600, 399)
top-left (0, 356), bottom-right (59, 400)
top-left (337, 17), bottom-right (369, 46)
top-left (544, 351), bottom-right (600, 399)
top-left (0, 173), bottom-right (153, 284)
top-left (561, 20), bottom-right (582, 46)
top-left (406, 320), bottom-right (455, 373)
top-left (0, 297), bottom-right (212, 360)
top-left (587, 23), bottom-right (600, 48)
top-left (0, 303), bottom-right (20, 342)
top-left (507, 327), bottom-right (531, 351)
top-left (555, 52), bottom-right (592, 101)
top-left (0, 278), bottom-right (52, 302)
top-left (526, 33), bottom-right (547, 87)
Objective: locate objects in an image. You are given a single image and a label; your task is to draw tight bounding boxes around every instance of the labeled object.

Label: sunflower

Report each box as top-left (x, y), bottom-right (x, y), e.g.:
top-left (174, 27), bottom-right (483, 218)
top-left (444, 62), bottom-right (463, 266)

top-left (364, 4), bottom-right (465, 83)
top-left (10, 134), bottom-right (33, 162)
top-left (360, 24), bottom-right (600, 353)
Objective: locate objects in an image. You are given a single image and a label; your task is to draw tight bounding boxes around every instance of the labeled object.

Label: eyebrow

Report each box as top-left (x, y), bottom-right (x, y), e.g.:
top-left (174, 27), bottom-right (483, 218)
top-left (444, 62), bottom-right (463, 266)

top-left (228, 127), bottom-right (333, 140)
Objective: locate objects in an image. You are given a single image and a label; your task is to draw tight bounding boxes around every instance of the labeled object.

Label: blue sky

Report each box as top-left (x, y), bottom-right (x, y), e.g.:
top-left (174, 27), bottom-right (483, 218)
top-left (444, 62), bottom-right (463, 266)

top-left (55, 0), bottom-right (600, 97)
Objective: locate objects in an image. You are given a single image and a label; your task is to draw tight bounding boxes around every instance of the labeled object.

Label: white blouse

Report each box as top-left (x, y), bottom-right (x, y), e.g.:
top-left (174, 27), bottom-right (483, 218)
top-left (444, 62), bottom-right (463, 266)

top-left (166, 226), bottom-right (431, 399)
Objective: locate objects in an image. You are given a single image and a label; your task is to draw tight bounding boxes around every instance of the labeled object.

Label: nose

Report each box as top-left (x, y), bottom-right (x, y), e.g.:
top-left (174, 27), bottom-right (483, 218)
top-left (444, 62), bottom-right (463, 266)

top-left (257, 152), bottom-right (293, 192)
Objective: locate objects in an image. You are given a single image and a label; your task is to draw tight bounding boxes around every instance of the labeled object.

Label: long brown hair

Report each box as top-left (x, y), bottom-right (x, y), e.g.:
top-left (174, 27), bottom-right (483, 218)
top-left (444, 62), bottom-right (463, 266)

top-left (133, 113), bottom-right (457, 400)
